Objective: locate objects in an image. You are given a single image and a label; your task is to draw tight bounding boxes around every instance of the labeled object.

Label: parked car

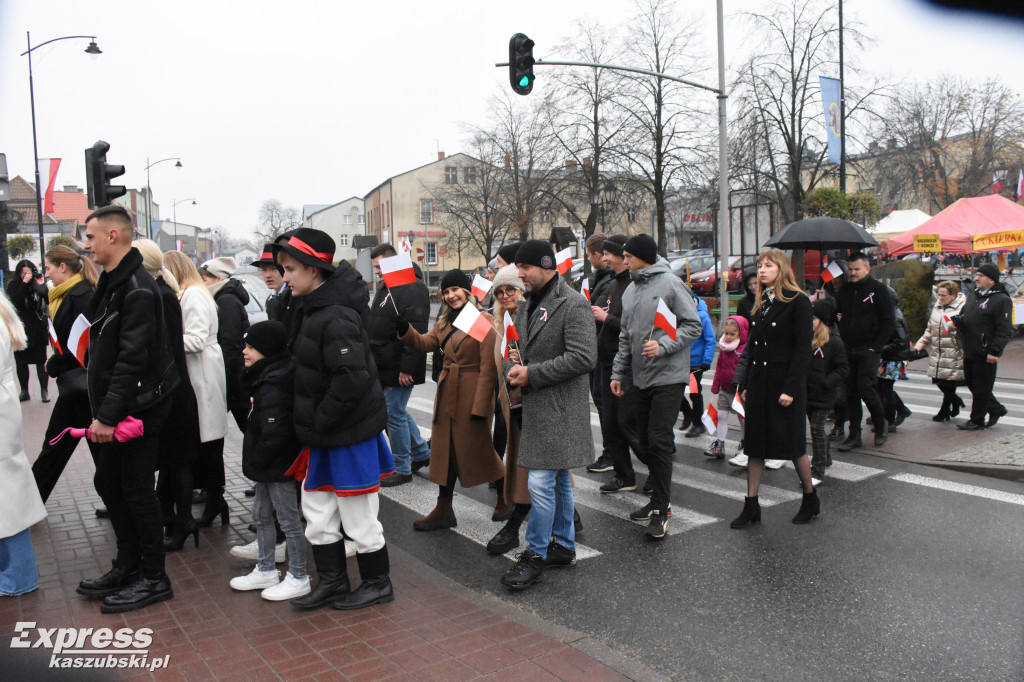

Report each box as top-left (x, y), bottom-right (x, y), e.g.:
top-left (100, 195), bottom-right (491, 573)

top-left (688, 255), bottom-right (757, 294)
top-left (671, 254), bottom-right (716, 276)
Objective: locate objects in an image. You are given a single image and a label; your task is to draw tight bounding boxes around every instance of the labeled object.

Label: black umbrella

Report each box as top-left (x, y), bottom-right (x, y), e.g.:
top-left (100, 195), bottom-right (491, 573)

top-left (763, 216), bottom-right (879, 250)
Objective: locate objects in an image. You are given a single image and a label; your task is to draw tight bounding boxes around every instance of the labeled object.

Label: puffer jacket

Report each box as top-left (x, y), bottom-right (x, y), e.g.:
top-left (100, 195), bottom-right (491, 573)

top-left (241, 355), bottom-right (301, 482)
top-left (291, 261), bottom-right (387, 447)
top-left (807, 333), bottom-right (849, 409)
top-left (711, 315), bottom-right (748, 393)
top-left (212, 278), bottom-right (250, 399)
top-left (612, 258), bottom-right (703, 390)
top-left (915, 292), bottom-right (966, 381)
top-left (689, 296), bottom-right (717, 369)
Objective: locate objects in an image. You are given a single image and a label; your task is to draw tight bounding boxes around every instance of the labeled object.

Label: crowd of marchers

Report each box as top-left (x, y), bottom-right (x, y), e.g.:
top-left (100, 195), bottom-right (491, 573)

top-left (0, 209), bottom-right (1013, 602)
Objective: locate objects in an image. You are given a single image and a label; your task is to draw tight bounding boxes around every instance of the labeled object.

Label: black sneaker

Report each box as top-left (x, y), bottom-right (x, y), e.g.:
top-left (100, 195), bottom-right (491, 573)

top-left (629, 501), bottom-right (657, 520)
top-left (543, 542), bottom-right (577, 569)
top-left (642, 478), bottom-right (653, 495)
top-left (586, 456), bottom-right (614, 473)
top-left (600, 477), bottom-right (637, 493)
top-left (486, 520), bottom-right (521, 555)
top-left (501, 550), bottom-right (544, 590)
top-left (646, 513), bottom-right (669, 539)
top-left (411, 457), bottom-right (430, 473)
top-left (380, 473), bottom-right (412, 487)
top-left (684, 423), bottom-right (705, 438)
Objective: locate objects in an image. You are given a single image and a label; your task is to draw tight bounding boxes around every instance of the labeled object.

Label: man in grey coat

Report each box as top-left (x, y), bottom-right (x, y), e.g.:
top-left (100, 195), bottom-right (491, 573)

top-left (501, 240), bottom-right (596, 590)
top-left (611, 234), bottom-right (702, 539)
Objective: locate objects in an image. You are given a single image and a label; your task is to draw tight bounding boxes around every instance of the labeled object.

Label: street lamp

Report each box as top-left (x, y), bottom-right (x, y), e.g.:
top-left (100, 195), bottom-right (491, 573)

top-left (21, 32), bottom-right (102, 266)
top-left (172, 198), bottom-right (196, 250)
top-left (144, 157), bottom-right (182, 240)
top-left (590, 181), bottom-right (618, 230)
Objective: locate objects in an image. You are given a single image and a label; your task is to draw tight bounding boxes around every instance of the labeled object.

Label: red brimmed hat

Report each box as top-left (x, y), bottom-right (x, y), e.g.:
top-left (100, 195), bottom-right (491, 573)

top-left (276, 228), bottom-right (336, 272)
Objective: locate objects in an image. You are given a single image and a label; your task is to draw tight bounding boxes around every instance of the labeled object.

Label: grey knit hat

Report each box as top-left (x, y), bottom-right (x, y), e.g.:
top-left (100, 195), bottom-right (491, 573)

top-left (492, 264), bottom-right (525, 293)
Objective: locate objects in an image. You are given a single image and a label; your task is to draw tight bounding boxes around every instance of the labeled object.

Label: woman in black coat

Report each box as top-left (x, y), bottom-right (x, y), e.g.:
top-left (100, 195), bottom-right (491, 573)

top-left (732, 249), bottom-right (819, 528)
top-left (6, 259), bottom-right (49, 402)
top-left (30, 247), bottom-right (98, 501)
top-left (200, 258), bottom-right (250, 432)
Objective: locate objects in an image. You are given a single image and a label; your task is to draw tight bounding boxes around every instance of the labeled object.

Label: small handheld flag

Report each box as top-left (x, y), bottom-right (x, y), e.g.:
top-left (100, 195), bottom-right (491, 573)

top-left (48, 318), bottom-right (62, 354)
top-left (400, 238), bottom-right (412, 253)
top-left (581, 278), bottom-right (591, 301)
top-left (176, 239), bottom-right (185, 252)
top-left (689, 373), bottom-right (699, 394)
top-left (453, 305), bottom-right (492, 342)
top-left (941, 314), bottom-right (952, 334)
top-left (701, 404), bottom-right (719, 434)
top-left (731, 392), bottom-right (745, 418)
top-left (67, 314), bottom-right (91, 368)
top-left (821, 260), bottom-right (843, 283)
top-left (555, 248), bottom-right (573, 275)
top-left (379, 253), bottom-right (416, 288)
top-left (501, 311), bottom-right (519, 361)
top-left (471, 274), bottom-right (493, 301)
top-left (653, 298), bottom-right (677, 342)
top-left (1013, 303), bottom-right (1024, 326)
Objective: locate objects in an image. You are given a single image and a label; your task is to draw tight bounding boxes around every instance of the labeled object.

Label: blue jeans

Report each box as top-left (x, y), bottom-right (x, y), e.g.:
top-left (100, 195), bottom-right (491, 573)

top-left (0, 529), bottom-right (39, 596)
top-left (254, 482), bottom-right (306, 577)
top-left (525, 469), bottom-right (574, 558)
top-left (383, 385), bottom-right (431, 475)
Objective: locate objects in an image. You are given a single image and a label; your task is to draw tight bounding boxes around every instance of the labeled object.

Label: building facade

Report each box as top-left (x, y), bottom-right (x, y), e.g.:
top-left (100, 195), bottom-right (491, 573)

top-left (304, 197), bottom-right (364, 263)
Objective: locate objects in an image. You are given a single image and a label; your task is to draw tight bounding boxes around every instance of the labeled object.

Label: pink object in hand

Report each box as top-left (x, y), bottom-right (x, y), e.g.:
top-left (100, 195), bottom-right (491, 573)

top-left (49, 416), bottom-right (145, 445)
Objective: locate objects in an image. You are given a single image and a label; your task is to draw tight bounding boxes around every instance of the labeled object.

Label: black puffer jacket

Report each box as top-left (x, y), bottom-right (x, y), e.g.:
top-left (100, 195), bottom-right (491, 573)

top-left (367, 264), bottom-right (429, 386)
top-left (46, 278), bottom-right (94, 378)
top-left (292, 261), bottom-right (387, 447)
top-left (242, 355), bottom-right (300, 481)
top-left (213, 278), bottom-right (250, 400)
top-left (87, 248), bottom-right (178, 426)
top-left (807, 335), bottom-right (849, 409)
top-left (953, 282), bottom-right (1013, 360)
top-left (597, 268), bottom-right (631, 365)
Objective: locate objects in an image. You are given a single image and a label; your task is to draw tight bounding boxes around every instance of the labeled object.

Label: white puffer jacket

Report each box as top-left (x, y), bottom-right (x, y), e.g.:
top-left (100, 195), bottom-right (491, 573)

top-left (914, 292), bottom-right (966, 382)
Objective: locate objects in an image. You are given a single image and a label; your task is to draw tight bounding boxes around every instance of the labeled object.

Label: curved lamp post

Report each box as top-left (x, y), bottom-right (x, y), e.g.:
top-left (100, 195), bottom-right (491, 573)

top-left (172, 198), bottom-right (196, 250)
top-left (21, 33), bottom-right (102, 265)
top-left (144, 157), bottom-right (182, 240)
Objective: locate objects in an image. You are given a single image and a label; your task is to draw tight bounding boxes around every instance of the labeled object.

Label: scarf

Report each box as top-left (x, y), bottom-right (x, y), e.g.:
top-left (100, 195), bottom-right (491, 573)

top-left (205, 277), bottom-right (228, 298)
top-left (718, 336), bottom-right (740, 352)
top-left (49, 273), bottom-right (83, 320)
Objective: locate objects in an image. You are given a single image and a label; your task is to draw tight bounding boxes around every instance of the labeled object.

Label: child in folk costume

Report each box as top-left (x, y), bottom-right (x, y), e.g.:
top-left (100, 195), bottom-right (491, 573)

top-left (276, 228), bottom-right (395, 612)
top-left (706, 315), bottom-right (748, 462)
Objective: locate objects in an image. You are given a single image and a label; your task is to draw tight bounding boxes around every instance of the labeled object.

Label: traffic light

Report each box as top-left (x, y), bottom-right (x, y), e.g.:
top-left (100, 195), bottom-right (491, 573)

top-left (509, 33), bottom-right (535, 96)
top-left (85, 140), bottom-right (126, 208)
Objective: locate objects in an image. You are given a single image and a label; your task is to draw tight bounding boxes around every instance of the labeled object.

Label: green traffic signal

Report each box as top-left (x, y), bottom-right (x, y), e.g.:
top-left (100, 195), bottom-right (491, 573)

top-left (509, 33), bottom-right (535, 96)
top-left (519, 74), bottom-right (532, 88)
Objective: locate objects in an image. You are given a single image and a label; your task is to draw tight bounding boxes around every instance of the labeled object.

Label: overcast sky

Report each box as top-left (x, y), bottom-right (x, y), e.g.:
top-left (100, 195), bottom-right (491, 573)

top-left (1, 0), bottom-right (1022, 240)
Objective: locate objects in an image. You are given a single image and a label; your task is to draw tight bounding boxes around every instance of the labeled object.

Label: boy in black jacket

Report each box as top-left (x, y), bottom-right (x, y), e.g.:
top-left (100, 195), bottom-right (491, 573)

top-left (229, 321), bottom-right (310, 601)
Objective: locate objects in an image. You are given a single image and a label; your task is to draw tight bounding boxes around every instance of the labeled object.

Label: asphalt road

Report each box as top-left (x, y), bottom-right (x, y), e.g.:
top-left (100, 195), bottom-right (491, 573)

top-left (377, 380), bottom-right (1024, 681)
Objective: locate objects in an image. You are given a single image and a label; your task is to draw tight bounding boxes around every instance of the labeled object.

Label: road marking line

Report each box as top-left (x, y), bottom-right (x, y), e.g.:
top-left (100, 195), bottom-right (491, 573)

top-left (897, 402), bottom-right (1024, 428)
top-left (889, 473), bottom-right (1024, 507)
top-left (630, 461), bottom-right (802, 506)
top-left (572, 477), bottom-right (719, 535)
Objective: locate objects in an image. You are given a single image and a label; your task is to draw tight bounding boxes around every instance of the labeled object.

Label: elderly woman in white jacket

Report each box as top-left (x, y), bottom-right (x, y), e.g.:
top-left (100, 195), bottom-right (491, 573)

top-left (164, 252), bottom-right (229, 527)
top-left (0, 289), bottom-right (47, 595)
top-left (913, 279), bottom-right (968, 422)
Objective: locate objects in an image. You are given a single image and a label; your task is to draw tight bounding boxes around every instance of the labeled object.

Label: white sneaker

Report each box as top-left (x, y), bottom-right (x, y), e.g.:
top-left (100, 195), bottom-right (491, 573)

top-left (230, 566), bottom-right (280, 591)
top-left (728, 453), bottom-right (748, 468)
top-left (260, 572), bottom-right (311, 601)
top-left (344, 539), bottom-right (358, 558)
top-left (230, 540), bottom-right (286, 563)
top-left (765, 459), bottom-right (787, 470)
top-left (811, 477), bottom-right (822, 487)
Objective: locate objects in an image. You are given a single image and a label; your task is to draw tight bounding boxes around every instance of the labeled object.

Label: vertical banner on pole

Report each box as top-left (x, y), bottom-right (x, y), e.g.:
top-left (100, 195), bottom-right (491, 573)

top-left (819, 76), bottom-right (842, 164)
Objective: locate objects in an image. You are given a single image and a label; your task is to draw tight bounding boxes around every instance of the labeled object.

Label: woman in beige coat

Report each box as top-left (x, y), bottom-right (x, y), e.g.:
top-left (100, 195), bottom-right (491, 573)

top-left (913, 280), bottom-right (967, 421)
top-left (399, 269), bottom-right (504, 531)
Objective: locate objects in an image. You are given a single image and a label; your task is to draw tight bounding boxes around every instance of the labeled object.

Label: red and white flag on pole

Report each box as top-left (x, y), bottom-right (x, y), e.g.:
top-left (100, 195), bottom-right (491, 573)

top-left (941, 314), bottom-right (952, 334)
top-left (48, 318), bottom-right (62, 354)
top-left (821, 260), bottom-right (844, 283)
top-left (555, 248), bottom-right (573, 274)
top-left (176, 240), bottom-right (184, 252)
top-left (1017, 168), bottom-right (1024, 200)
top-left (653, 297), bottom-right (677, 341)
top-left (731, 392), bottom-right (745, 418)
top-left (992, 172), bottom-right (1004, 194)
top-left (685, 372), bottom-right (698, 396)
top-left (471, 274), bottom-right (492, 301)
top-left (701, 404), bottom-right (719, 434)
top-left (400, 237), bottom-right (412, 253)
top-left (36, 158), bottom-right (61, 215)
top-left (67, 314), bottom-right (91, 367)
top-left (453, 305), bottom-right (492, 342)
top-left (379, 253), bottom-right (416, 288)
top-left (501, 311), bottom-right (519, 361)
top-left (581, 278), bottom-right (591, 301)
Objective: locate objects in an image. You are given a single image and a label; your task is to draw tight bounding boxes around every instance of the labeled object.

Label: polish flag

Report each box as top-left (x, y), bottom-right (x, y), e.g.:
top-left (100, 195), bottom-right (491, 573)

top-left (941, 314), bottom-right (952, 334)
top-left (731, 392), bottom-right (745, 418)
top-left (701, 404), bottom-right (718, 434)
top-left (1013, 303), bottom-right (1024, 326)
top-left (1017, 169), bottom-right (1024, 200)
top-left (653, 297), bottom-right (677, 341)
top-left (176, 240), bottom-right (184, 252)
top-left (555, 248), bottom-right (573, 274)
top-left (453, 305), bottom-right (492, 342)
top-left (821, 260), bottom-right (843, 283)
top-left (689, 373), bottom-right (699, 394)
top-left (67, 314), bottom-right (91, 367)
top-left (400, 238), bottom-right (412, 253)
top-left (379, 252), bottom-right (416, 288)
top-left (581, 278), bottom-right (591, 301)
top-left (48, 318), bottom-right (62, 354)
top-left (471, 274), bottom-right (492, 301)
top-left (501, 311), bottom-right (519, 361)
top-left (992, 172), bottom-right (1004, 194)
top-left (37, 158), bottom-right (61, 214)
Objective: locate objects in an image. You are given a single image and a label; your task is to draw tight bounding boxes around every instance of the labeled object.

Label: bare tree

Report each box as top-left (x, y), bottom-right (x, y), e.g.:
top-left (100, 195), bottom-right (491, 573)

top-left (254, 199), bottom-right (301, 243)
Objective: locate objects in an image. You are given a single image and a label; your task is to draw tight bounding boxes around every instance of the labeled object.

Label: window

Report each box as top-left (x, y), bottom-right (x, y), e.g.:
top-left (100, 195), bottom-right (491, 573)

top-left (358, 214), bottom-right (365, 225)
top-left (426, 242), bottom-right (438, 265)
top-left (343, 215), bottom-right (353, 225)
top-left (445, 166), bottom-right (458, 184)
top-left (464, 166), bottom-right (477, 183)
top-left (540, 209), bottom-right (551, 223)
top-left (339, 234), bottom-right (349, 247)
top-left (420, 199), bottom-right (433, 224)
top-left (627, 207), bottom-right (637, 224)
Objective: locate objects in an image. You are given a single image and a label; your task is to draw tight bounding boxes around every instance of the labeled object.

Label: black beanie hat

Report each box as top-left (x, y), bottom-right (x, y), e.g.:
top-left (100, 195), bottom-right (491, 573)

top-left (603, 234), bottom-right (627, 257)
top-left (439, 269), bottom-right (472, 292)
top-left (977, 262), bottom-right (1000, 283)
top-left (623, 234), bottom-right (658, 265)
top-left (514, 239), bottom-right (556, 269)
top-left (811, 298), bottom-right (836, 324)
top-left (496, 241), bottom-right (522, 265)
top-left (243, 320), bottom-right (288, 359)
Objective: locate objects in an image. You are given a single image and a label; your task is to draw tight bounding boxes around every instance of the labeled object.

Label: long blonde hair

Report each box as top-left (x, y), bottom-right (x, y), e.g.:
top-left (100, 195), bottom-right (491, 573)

top-left (164, 250), bottom-right (213, 301)
top-left (812, 317), bottom-right (831, 350)
top-left (491, 291), bottom-right (523, 335)
top-left (135, 240), bottom-right (179, 294)
top-left (0, 290), bottom-right (28, 351)
top-left (752, 248), bottom-right (804, 314)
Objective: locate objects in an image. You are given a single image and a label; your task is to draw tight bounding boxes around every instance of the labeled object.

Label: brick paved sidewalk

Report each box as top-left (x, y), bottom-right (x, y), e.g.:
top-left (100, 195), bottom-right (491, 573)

top-left (2, 400), bottom-right (639, 681)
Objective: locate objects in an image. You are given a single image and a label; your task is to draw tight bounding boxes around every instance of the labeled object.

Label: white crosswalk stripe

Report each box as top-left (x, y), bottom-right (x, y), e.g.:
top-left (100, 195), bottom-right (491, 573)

top-left (572, 476), bottom-right (719, 535)
top-left (890, 473), bottom-right (1024, 507)
top-left (631, 461), bottom-right (802, 506)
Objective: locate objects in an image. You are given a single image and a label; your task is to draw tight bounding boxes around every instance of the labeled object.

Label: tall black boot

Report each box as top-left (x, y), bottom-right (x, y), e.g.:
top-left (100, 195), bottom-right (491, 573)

top-left (950, 394), bottom-right (965, 418)
top-left (292, 541), bottom-right (350, 610)
top-left (333, 545), bottom-right (394, 610)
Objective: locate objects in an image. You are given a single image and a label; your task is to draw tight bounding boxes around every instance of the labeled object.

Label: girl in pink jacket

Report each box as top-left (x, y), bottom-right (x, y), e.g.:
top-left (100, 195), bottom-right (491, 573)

top-left (706, 315), bottom-right (749, 460)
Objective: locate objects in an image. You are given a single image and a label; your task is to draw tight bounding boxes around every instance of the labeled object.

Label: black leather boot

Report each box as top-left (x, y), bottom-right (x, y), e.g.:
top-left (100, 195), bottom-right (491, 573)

top-left (197, 487), bottom-right (228, 527)
top-left (730, 496), bottom-right (761, 529)
top-left (950, 394), bottom-right (965, 418)
top-left (487, 515), bottom-right (523, 555)
top-left (333, 546), bottom-right (394, 610)
top-left (292, 541), bottom-right (350, 610)
top-left (933, 395), bottom-right (952, 422)
top-left (792, 490), bottom-right (821, 524)
top-left (77, 561), bottom-right (141, 598)
top-left (828, 423), bottom-right (845, 441)
top-left (836, 429), bottom-right (862, 452)
top-left (100, 575), bottom-right (173, 614)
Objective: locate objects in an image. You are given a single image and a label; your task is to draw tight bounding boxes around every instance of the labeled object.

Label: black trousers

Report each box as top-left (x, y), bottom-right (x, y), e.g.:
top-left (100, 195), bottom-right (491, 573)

top-left (93, 401), bottom-right (171, 578)
top-left (636, 383), bottom-right (685, 512)
top-left (679, 369), bottom-right (704, 421)
top-left (964, 358), bottom-right (1003, 425)
top-left (32, 389), bottom-right (97, 502)
top-left (595, 363), bottom-right (647, 482)
top-left (16, 360), bottom-right (47, 395)
top-left (845, 348), bottom-right (886, 431)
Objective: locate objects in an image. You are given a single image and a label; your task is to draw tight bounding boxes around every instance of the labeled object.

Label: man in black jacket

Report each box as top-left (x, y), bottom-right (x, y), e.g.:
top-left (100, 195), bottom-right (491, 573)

top-left (835, 253), bottom-right (896, 450)
top-left (952, 263), bottom-right (1013, 430)
top-left (78, 205), bottom-right (178, 614)
top-left (252, 243), bottom-right (291, 324)
top-left (368, 243), bottom-right (431, 486)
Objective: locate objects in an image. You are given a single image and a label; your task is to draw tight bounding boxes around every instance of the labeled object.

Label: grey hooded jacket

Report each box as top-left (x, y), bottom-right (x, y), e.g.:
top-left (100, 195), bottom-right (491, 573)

top-left (611, 258), bottom-right (703, 390)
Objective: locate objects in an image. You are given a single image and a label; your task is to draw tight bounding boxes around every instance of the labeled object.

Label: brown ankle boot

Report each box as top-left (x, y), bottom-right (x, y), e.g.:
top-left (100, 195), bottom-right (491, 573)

top-left (413, 497), bottom-right (457, 531)
top-left (492, 491), bottom-right (512, 522)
